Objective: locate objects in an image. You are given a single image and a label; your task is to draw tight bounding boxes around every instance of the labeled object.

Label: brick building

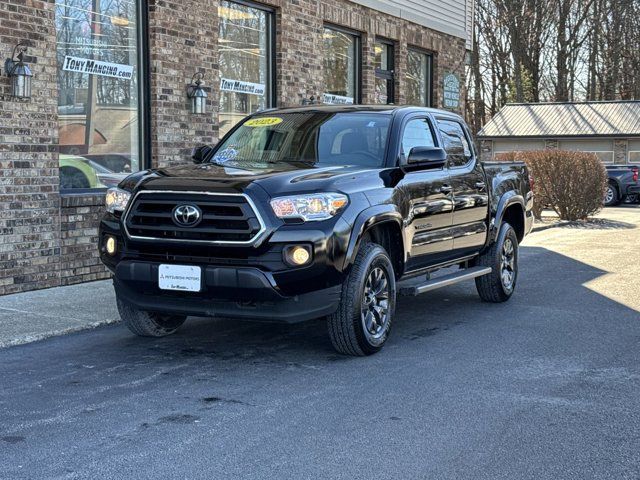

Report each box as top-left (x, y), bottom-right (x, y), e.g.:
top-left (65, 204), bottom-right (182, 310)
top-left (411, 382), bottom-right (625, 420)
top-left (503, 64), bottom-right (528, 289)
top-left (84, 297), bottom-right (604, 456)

top-left (0, 0), bottom-right (472, 295)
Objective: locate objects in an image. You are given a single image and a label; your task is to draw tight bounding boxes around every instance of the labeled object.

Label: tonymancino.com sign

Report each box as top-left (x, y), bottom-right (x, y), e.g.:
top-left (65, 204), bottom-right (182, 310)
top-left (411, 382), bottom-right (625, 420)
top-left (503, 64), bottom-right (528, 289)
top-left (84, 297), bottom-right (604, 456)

top-left (62, 56), bottom-right (134, 80)
top-left (322, 93), bottom-right (354, 105)
top-left (220, 78), bottom-right (266, 96)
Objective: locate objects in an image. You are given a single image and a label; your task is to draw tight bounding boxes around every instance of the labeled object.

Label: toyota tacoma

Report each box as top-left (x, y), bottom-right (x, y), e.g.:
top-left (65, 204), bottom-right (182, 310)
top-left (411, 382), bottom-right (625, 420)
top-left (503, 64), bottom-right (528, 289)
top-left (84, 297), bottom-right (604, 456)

top-left (99, 105), bottom-right (534, 356)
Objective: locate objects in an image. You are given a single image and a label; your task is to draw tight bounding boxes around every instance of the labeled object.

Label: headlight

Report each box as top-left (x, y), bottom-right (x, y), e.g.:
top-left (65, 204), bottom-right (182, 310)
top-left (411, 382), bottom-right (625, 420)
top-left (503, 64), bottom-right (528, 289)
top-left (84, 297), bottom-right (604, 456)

top-left (270, 193), bottom-right (348, 222)
top-left (105, 187), bottom-right (132, 214)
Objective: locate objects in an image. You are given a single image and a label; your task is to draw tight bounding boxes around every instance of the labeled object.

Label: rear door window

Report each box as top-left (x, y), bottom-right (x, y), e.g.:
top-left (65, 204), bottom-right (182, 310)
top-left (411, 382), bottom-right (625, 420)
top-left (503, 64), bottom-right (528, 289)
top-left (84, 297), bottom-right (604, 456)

top-left (437, 119), bottom-right (472, 168)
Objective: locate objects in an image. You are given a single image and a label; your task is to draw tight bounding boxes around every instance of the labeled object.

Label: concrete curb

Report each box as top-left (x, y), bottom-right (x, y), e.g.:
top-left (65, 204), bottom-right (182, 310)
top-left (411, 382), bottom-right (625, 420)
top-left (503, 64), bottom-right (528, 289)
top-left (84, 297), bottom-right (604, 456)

top-left (0, 318), bottom-right (121, 349)
top-left (531, 220), bottom-right (575, 233)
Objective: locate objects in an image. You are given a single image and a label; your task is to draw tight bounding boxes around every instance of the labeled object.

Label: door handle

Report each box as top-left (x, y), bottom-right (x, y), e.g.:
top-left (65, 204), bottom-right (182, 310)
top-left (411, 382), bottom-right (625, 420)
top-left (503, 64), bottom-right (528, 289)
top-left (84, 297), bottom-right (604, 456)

top-left (439, 184), bottom-right (453, 195)
top-left (475, 181), bottom-right (486, 190)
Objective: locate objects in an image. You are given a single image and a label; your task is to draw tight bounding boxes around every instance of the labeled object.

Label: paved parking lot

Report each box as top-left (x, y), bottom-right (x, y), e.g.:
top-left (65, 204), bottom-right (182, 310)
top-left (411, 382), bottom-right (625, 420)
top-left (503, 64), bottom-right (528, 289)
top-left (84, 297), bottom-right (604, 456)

top-left (1, 207), bottom-right (639, 479)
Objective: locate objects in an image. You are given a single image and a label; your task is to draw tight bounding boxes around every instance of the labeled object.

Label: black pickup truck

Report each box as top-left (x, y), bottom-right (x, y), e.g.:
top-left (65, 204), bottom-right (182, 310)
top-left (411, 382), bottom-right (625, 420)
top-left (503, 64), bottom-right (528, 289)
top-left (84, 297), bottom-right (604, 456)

top-left (100, 106), bottom-right (534, 356)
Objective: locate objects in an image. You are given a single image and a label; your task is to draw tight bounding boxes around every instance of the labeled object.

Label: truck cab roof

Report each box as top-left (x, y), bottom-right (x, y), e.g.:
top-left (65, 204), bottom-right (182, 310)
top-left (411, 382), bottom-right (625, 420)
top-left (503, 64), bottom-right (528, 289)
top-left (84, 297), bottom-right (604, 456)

top-left (255, 104), bottom-right (464, 121)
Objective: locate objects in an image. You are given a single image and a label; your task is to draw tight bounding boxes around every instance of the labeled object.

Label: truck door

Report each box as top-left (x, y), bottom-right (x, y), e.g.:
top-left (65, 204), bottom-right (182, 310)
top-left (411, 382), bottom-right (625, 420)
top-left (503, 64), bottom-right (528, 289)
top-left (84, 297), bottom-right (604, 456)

top-left (436, 118), bottom-right (489, 255)
top-left (396, 116), bottom-right (454, 271)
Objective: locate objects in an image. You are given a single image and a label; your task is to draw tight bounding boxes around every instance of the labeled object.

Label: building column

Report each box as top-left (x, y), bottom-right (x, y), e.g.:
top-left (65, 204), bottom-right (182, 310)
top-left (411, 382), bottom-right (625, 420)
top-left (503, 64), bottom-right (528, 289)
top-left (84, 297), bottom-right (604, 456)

top-left (614, 139), bottom-right (628, 164)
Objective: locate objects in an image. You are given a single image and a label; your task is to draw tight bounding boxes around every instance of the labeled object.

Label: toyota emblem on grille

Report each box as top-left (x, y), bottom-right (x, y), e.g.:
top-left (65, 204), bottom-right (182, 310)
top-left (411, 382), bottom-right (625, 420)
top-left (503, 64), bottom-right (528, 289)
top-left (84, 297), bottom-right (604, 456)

top-left (172, 204), bottom-right (202, 227)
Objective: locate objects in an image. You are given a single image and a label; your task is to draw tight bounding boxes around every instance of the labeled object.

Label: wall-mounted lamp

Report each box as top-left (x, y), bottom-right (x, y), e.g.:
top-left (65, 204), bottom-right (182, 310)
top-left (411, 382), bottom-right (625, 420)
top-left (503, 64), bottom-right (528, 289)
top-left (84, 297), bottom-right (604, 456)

top-left (5, 42), bottom-right (32, 99)
top-left (187, 72), bottom-right (207, 115)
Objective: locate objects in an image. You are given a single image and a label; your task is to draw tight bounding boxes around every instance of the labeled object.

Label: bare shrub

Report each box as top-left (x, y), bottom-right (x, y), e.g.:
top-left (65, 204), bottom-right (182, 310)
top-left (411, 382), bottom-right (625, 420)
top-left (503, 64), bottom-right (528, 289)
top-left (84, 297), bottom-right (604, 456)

top-left (497, 150), bottom-right (607, 221)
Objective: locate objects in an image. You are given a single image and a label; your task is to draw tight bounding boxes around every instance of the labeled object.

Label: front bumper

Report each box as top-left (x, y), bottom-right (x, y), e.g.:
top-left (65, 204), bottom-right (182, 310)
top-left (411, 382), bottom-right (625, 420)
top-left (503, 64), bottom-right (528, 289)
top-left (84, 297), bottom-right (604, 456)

top-left (114, 261), bottom-right (342, 323)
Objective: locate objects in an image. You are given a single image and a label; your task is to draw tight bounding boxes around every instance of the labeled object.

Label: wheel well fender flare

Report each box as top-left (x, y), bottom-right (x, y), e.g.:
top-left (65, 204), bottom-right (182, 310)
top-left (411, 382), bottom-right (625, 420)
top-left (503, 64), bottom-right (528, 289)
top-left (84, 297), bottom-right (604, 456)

top-left (342, 205), bottom-right (405, 271)
top-left (491, 191), bottom-right (525, 241)
top-left (607, 177), bottom-right (621, 190)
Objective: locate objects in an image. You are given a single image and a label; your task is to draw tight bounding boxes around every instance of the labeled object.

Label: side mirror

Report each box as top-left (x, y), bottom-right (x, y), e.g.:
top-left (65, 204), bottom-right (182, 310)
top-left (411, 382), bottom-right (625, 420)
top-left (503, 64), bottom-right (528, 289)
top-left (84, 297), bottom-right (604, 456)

top-left (407, 146), bottom-right (447, 168)
top-left (192, 145), bottom-right (213, 164)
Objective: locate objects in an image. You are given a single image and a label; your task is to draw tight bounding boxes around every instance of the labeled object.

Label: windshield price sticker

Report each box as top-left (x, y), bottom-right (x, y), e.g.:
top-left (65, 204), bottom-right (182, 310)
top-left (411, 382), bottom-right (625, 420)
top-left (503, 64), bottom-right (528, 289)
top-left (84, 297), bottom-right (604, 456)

top-left (245, 117), bottom-right (283, 127)
top-left (220, 78), bottom-right (266, 96)
top-left (62, 55), bottom-right (134, 80)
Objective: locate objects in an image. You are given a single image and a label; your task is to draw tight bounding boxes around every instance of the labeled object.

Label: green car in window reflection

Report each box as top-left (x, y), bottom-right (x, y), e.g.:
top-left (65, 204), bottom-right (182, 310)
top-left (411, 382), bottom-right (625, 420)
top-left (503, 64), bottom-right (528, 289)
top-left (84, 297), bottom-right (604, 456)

top-left (59, 154), bottom-right (104, 190)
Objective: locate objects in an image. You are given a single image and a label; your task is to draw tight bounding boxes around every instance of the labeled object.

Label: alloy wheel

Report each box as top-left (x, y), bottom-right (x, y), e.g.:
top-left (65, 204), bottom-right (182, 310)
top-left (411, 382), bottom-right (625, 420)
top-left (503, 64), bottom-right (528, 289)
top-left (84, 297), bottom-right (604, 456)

top-left (361, 266), bottom-right (390, 342)
top-left (500, 238), bottom-right (516, 292)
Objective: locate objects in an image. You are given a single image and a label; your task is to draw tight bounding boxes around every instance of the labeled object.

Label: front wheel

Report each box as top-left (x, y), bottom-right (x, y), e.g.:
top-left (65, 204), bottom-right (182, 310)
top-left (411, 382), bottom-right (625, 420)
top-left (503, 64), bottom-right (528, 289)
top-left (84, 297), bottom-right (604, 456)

top-left (475, 222), bottom-right (519, 303)
top-left (328, 243), bottom-right (396, 356)
top-left (117, 298), bottom-right (187, 337)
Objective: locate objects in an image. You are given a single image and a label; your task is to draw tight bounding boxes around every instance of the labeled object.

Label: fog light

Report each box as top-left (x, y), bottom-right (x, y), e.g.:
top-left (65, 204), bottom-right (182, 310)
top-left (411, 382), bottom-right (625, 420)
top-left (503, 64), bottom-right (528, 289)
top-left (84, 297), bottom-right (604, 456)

top-left (105, 236), bottom-right (117, 255)
top-left (284, 245), bottom-right (311, 266)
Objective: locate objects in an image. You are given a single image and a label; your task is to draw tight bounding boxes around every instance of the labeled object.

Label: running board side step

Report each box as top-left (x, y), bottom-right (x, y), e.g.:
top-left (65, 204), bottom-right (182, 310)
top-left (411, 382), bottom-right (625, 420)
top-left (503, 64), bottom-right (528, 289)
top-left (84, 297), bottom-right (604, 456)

top-left (398, 266), bottom-right (492, 296)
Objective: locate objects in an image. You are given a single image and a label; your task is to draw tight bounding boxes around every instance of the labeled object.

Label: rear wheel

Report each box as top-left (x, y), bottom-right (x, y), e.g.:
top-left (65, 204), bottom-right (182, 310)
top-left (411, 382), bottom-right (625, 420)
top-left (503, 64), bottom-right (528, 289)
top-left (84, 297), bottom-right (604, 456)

top-left (475, 223), bottom-right (519, 303)
top-left (604, 183), bottom-right (620, 206)
top-left (328, 243), bottom-right (396, 356)
top-left (117, 297), bottom-right (186, 337)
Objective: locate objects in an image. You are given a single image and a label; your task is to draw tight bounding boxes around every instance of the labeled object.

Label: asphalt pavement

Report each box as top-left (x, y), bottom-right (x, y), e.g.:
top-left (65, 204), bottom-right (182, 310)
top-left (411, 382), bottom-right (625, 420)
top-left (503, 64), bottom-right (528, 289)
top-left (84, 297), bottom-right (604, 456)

top-left (1, 207), bottom-right (640, 480)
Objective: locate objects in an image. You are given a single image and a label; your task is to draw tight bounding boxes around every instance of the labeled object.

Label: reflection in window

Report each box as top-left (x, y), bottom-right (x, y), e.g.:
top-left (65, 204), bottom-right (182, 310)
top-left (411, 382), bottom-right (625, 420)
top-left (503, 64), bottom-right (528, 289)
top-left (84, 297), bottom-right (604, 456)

top-left (374, 41), bottom-right (394, 104)
top-left (219, 1), bottom-right (273, 137)
top-left (402, 119), bottom-right (435, 155)
top-left (323, 27), bottom-right (359, 105)
top-left (437, 119), bottom-right (473, 167)
top-left (55, 0), bottom-right (142, 190)
top-left (406, 49), bottom-right (432, 107)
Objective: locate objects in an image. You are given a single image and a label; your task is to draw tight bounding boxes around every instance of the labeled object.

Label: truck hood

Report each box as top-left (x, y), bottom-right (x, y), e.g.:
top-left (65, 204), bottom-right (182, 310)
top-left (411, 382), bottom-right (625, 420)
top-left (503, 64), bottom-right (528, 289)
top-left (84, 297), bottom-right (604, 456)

top-left (134, 162), bottom-right (388, 197)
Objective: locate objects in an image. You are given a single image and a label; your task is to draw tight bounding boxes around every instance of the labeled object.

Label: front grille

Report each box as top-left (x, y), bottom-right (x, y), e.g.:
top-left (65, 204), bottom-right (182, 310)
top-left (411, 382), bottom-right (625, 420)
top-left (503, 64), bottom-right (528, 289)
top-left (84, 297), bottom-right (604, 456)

top-left (123, 191), bottom-right (264, 244)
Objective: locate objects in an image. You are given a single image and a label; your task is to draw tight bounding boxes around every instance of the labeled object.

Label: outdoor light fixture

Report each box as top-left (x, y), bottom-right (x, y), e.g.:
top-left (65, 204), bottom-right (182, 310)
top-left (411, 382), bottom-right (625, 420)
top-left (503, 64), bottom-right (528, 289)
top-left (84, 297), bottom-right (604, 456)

top-left (187, 72), bottom-right (208, 114)
top-left (4, 42), bottom-right (33, 99)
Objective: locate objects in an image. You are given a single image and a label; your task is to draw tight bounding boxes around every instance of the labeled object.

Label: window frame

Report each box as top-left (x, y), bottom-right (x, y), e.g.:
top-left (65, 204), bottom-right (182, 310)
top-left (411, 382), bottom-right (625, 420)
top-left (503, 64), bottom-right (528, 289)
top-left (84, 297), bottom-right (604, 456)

top-left (435, 117), bottom-right (475, 169)
top-left (322, 23), bottom-right (362, 105)
top-left (374, 37), bottom-right (395, 104)
top-left (400, 117), bottom-right (437, 159)
top-left (406, 47), bottom-right (434, 108)
top-left (628, 151), bottom-right (640, 164)
top-left (391, 114), bottom-right (439, 168)
top-left (57, 0), bottom-right (151, 196)
top-left (218, 0), bottom-right (277, 136)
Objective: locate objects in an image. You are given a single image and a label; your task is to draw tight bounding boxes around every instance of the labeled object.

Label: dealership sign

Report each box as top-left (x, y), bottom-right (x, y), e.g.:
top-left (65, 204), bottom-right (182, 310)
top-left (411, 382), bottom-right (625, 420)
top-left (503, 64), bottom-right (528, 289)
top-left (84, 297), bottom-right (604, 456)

top-left (220, 78), bottom-right (266, 96)
top-left (323, 93), bottom-right (354, 105)
top-left (62, 56), bottom-right (134, 80)
top-left (443, 73), bottom-right (460, 109)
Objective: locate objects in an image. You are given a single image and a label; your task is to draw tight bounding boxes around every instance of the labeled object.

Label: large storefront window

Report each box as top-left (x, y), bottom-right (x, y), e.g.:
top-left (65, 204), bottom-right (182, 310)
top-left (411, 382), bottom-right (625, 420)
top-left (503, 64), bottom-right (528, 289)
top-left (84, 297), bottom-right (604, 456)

top-left (323, 26), bottom-right (360, 105)
top-left (219, 0), bottom-right (274, 137)
top-left (55, 0), bottom-right (143, 190)
top-left (406, 49), bottom-right (432, 107)
top-left (374, 40), bottom-right (394, 104)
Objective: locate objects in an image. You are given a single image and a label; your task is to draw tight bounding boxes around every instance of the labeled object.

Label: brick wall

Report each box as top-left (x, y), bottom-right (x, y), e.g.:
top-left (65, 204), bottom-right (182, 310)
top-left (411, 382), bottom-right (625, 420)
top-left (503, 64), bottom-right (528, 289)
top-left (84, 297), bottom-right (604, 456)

top-left (0, 0), bottom-right (61, 295)
top-left (59, 195), bottom-right (110, 286)
top-left (148, 0), bottom-right (220, 169)
top-left (1, 0), bottom-right (467, 295)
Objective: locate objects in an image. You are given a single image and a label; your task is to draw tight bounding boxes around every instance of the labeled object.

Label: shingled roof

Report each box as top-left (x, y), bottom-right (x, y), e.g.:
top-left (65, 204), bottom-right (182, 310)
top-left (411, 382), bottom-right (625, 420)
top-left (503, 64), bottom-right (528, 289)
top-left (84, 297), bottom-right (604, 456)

top-left (477, 101), bottom-right (640, 138)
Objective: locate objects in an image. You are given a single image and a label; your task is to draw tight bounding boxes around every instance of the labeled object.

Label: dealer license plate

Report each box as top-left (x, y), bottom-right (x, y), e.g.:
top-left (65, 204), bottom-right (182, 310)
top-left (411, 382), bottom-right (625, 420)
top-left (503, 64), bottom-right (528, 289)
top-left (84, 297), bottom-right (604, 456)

top-left (158, 264), bottom-right (201, 292)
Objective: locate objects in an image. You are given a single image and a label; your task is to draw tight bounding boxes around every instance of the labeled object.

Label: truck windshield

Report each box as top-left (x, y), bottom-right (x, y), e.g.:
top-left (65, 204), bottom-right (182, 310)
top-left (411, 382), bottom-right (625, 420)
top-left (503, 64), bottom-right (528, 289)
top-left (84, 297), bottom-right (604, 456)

top-left (210, 112), bottom-right (391, 168)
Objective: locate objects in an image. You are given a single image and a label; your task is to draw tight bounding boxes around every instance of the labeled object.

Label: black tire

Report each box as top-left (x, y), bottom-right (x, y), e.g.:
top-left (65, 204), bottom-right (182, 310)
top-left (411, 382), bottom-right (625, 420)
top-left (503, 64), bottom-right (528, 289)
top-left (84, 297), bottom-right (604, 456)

top-left (327, 243), bottom-right (396, 356)
top-left (475, 222), bottom-right (519, 303)
top-left (117, 297), bottom-right (187, 337)
top-left (604, 183), bottom-right (620, 207)
top-left (60, 167), bottom-right (90, 189)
